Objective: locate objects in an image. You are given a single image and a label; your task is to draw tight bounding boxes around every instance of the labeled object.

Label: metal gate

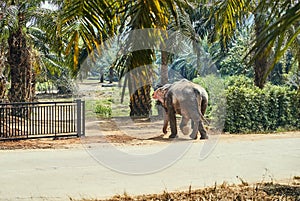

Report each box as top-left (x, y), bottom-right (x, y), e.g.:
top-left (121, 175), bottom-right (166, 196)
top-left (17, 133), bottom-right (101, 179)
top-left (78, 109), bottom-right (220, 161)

top-left (0, 100), bottom-right (85, 140)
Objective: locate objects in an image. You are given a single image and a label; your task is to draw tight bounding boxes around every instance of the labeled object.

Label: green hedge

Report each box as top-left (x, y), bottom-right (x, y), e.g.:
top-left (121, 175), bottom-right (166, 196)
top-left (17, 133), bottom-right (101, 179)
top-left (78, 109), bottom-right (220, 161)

top-left (194, 75), bottom-right (300, 133)
top-left (224, 77), bottom-right (300, 133)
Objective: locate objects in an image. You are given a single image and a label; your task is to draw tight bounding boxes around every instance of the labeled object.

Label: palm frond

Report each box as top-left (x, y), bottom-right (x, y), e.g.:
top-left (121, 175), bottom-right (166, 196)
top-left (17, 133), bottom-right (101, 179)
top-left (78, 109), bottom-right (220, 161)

top-left (210, 0), bottom-right (251, 50)
top-left (249, 1), bottom-right (300, 80)
top-left (59, 0), bottom-right (115, 72)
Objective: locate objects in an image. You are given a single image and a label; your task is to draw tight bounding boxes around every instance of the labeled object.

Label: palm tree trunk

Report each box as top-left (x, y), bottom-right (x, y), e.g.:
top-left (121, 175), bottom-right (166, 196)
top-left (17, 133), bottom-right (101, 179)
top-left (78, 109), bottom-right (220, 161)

top-left (157, 50), bottom-right (169, 117)
top-left (0, 46), bottom-right (6, 101)
top-left (126, 50), bottom-right (153, 118)
top-left (161, 50), bottom-right (169, 85)
top-left (128, 72), bottom-right (152, 117)
top-left (0, 75), bottom-right (6, 101)
top-left (254, 14), bottom-right (269, 89)
top-left (298, 53), bottom-right (300, 93)
top-left (8, 26), bottom-right (35, 104)
top-left (129, 84), bottom-right (152, 118)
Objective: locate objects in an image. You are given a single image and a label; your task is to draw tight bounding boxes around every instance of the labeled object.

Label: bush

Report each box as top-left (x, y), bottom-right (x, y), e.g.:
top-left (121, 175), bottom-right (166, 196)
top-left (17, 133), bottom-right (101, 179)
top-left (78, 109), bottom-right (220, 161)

top-left (223, 76), bottom-right (300, 133)
top-left (224, 75), bottom-right (254, 88)
top-left (94, 102), bottom-right (112, 117)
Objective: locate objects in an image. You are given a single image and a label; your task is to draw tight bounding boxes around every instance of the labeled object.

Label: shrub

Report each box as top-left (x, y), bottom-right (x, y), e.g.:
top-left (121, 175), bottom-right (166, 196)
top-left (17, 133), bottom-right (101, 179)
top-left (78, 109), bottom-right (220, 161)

top-left (223, 76), bottom-right (300, 133)
top-left (224, 75), bottom-right (254, 88)
top-left (94, 102), bottom-right (112, 117)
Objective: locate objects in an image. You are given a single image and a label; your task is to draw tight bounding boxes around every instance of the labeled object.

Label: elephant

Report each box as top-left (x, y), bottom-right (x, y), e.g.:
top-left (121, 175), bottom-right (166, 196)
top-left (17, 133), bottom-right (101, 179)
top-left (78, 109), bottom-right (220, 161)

top-left (152, 79), bottom-right (208, 140)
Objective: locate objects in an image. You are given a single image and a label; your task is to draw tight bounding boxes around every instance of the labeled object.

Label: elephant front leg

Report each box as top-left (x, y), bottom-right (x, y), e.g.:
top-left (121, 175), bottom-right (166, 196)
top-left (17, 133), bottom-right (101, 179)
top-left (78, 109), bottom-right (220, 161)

top-left (166, 94), bottom-right (178, 139)
top-left (168, 106), bottom-right (178, 139)
top-left (162, 110), bottom-right (169, 134)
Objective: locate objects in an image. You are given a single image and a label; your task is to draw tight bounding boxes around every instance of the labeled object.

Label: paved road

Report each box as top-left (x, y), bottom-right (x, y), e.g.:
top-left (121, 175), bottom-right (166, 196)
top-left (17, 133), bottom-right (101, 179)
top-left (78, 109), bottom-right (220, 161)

top-left (0, 133), bottom-right (299, 201)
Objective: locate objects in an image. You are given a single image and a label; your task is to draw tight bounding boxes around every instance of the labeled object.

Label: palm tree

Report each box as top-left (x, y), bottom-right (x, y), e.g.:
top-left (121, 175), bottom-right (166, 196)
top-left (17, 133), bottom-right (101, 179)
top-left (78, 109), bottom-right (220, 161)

top-left (250, 0), bottom-right (300, 88)
top-left (56, 0), bottom-right (193, 117)
top-left (0, 0), bottom-right (57, 103)
top-left (114, 0), bottom-right (186, 117)
top-left (0, 0), bottom-right (83, 104)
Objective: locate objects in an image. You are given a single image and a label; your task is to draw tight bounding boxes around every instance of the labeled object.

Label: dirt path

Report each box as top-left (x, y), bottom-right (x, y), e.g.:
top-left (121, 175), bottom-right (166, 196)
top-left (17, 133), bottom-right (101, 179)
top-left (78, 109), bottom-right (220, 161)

top-left (1, 112), bottom-right (300, 150)
top-left (1, 124), bottom-right (299, 150)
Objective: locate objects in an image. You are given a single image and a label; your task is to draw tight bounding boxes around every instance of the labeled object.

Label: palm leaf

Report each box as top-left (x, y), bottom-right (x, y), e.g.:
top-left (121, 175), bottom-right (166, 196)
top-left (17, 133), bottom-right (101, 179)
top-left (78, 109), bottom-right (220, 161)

top-left (209, 0), bottom-right (251, 50)
top-left (248, 1), bottom-right (300, 81)
top-left (59, 0), bottom-right (115, 72)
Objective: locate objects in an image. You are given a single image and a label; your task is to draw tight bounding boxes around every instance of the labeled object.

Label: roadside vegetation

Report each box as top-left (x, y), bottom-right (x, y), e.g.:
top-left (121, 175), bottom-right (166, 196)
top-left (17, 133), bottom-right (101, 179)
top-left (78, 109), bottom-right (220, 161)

top-left (0, 0), bottom-right (299, 133)
top-left (193, 75), bottom-right (300, 134)
top-left (75, 176), bottom-right (300, 201)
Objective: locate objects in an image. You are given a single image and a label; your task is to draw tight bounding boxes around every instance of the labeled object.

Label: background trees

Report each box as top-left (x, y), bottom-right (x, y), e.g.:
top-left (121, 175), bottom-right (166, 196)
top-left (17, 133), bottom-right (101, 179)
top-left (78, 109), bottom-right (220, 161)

top-left (200, 0), bottom-right (299, 88)
top-left (0, 0), bottom-right (299, 119)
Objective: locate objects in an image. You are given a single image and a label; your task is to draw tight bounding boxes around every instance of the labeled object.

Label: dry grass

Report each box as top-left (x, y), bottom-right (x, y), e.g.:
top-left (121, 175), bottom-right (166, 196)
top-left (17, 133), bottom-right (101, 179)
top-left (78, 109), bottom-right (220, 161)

top-left (73, 181), bottom-right (300, 201)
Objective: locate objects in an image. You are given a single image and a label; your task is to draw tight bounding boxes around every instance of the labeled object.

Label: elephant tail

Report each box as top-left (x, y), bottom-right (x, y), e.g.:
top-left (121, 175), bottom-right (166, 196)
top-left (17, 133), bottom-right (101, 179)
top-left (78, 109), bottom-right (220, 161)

top-left (194, 88), bottom-right (210, 125)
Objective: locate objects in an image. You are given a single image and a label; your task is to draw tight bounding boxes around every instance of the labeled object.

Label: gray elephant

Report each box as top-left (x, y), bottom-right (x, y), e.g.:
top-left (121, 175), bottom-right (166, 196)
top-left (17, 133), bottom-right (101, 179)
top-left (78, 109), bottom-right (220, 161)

top-left (152, 79), bottom-right (208, 140)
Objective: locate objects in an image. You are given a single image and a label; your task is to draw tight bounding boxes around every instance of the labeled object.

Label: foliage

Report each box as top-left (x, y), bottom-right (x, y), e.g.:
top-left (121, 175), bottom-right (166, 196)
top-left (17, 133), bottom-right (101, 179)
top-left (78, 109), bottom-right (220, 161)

top-left (191, 0), bottom-right (252, 52)
top-left (0, 0), bottom-right (76, 101)
top-left (218, 29), bottom-right (254, 78)
top-left (194, 75), bottom-right (300, 134)
top-left (58, 0), bottom-right (116, 73)
top-left (249, 0), bottom-right (300, 78)
top-left (94, 102), bottom-right (112, 117)
top-left (192, 0), bottom-right (299, 89)
top-left (223, 76), bottom-right (300, 133)
top-left (209, 0), bottom-right (251, 51)
top-left (268, 51), bottom-right (298, 87)
top-left (224, 75), bottom-right (254, 88)
top-left (284, 63), bottom-right (300, 91)
top-left (170, 50), bottom-right (199, 80)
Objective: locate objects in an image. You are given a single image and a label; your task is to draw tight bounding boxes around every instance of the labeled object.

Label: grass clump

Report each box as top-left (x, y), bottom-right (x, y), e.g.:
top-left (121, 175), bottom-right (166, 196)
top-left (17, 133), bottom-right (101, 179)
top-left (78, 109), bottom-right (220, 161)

top-left (94, 102), bottom-right (112, 117)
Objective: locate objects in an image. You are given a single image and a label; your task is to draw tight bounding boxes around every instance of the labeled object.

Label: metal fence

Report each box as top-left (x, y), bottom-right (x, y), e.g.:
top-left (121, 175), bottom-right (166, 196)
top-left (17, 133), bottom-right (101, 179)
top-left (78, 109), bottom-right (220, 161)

top-left (0, 100), bottom-right (85, 140)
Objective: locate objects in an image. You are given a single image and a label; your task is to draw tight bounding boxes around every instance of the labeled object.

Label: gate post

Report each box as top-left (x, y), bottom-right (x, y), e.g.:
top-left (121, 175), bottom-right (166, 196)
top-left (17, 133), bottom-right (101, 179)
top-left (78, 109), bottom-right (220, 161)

top-left (82, 100), bottom-right (85, 136)
top-left (76, 99), bottom-right (84, 137)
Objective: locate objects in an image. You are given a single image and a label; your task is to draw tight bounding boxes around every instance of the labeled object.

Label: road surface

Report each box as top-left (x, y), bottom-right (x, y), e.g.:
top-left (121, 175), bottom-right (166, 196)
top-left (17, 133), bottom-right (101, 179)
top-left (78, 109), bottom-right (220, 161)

top-left (0, 133), bottom-right (299, 201)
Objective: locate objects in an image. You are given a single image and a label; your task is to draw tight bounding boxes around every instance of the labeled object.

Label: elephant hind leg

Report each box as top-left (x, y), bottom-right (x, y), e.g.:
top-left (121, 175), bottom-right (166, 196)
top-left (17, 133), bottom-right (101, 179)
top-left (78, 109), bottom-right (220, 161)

top-left (198, 121), bottom-right (208, 139)
top-left (180, 116), bottom-right (190, 135)
top-left (189, 120), bottom-right (199, 139)
top-left (189, 118), bottom-right (208, 140)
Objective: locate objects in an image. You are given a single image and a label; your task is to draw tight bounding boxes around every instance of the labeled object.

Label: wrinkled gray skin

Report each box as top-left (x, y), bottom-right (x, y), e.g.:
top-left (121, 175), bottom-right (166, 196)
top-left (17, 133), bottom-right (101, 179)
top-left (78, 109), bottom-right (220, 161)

top-left (153, 79), bottom-right (208, 140)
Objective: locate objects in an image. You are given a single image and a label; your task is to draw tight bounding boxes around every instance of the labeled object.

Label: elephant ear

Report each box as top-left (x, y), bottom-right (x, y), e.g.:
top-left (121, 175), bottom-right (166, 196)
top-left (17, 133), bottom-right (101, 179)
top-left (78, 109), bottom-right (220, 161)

top-left (161, 84), bottom-right (172, 92)
top-left (159, 84), bottom-right (172, 108)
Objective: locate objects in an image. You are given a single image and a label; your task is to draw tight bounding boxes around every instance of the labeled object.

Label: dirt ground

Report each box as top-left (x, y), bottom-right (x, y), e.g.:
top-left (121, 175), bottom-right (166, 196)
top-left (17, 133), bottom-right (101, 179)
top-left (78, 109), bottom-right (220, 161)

top-left (0, 111), bottom-right (300, 149)
top-left (1, 117), bottom-right (300, 150)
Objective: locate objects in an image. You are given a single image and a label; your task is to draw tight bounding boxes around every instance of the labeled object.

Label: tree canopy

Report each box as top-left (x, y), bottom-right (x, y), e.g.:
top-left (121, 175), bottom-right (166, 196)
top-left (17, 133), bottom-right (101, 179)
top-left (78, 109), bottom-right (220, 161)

top-left (0, 0), bottom-right (299, 110)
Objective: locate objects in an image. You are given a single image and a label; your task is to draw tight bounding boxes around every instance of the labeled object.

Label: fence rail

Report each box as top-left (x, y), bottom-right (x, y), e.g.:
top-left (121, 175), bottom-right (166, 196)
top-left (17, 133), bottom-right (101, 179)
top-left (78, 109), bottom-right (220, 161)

top-left (0, 100), bottom-right (85, 140)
